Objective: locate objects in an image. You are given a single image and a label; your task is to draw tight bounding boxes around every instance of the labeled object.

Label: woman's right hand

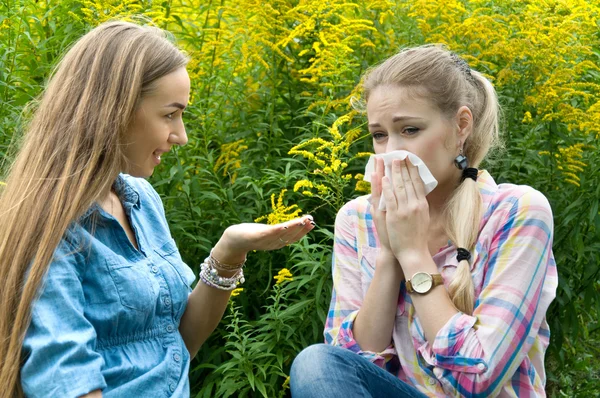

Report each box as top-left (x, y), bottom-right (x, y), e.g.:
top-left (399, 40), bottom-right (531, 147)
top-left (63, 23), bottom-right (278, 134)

top-left (369, 158), bottom-right (404, 277)
top-left (369, 157), bottom-right (394, 254)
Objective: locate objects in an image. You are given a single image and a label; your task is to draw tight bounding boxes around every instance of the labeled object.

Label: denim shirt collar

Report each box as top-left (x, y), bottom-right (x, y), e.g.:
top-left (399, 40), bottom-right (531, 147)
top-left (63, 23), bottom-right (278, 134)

top-left (80, 174), bottom-right (141, 220)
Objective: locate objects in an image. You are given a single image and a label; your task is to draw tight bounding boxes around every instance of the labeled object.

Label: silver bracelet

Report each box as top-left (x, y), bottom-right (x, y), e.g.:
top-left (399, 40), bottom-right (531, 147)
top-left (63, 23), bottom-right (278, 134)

top-left (199, 260), bottom-right (245, 291)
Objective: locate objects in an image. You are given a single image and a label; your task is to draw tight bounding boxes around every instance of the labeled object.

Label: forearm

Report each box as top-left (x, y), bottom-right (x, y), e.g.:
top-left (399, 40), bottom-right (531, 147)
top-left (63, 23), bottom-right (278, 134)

top-left (179, 278), bottom-right (233, 358)
top-left (352, 249), bottom-right (404, 352)
top-left (400, 251), bottom-right (458, 343)
top-left (179, 241), bottom-right (245, 358)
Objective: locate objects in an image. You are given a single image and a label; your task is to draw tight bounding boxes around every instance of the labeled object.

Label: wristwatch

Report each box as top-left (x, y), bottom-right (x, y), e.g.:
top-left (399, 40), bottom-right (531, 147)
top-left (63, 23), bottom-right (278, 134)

top-left (406, 272), bottom-right (444, 294)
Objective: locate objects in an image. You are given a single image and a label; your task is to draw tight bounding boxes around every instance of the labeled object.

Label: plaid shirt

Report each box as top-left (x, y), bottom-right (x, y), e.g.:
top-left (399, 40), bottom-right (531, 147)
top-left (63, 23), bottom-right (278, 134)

top-left (324, 170), bottom-right (557, 397)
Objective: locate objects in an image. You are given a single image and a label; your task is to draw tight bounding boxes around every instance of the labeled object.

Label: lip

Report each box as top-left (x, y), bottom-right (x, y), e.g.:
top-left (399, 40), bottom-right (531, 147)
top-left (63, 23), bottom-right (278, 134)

top-left (152, 149), bottom-right (168, 166)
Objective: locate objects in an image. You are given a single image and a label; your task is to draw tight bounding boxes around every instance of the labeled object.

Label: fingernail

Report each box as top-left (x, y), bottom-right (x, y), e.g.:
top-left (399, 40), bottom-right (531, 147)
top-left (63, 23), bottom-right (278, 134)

top-left (306, 214), bottom-right (314, 221)
top-left (310, 221), bottom-right (316, 226)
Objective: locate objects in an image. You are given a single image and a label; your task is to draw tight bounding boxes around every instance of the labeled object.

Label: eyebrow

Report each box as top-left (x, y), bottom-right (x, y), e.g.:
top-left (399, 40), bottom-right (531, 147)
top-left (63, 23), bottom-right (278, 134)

top-left (164, 102), bottom-right (186, 110)
top-left (368, 116), bottom-right (424, 128)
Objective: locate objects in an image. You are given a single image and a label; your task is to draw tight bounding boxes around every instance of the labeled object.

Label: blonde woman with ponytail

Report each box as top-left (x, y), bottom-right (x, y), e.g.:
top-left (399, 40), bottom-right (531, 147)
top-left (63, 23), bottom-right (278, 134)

top-left (0, 21), bottom-right (315, 398)
top-left (291, 45), bottom-right (557, 397)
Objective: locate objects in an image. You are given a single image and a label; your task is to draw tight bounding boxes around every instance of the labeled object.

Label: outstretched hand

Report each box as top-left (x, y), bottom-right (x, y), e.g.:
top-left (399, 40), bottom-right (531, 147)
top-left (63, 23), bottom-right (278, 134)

top-left (212, 215), bottom-right (315, 264)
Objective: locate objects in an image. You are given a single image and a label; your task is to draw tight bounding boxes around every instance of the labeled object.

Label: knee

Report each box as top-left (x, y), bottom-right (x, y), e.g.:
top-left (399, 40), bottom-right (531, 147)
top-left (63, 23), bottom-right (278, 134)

top-left (290, 344), bottom-right (345, 386)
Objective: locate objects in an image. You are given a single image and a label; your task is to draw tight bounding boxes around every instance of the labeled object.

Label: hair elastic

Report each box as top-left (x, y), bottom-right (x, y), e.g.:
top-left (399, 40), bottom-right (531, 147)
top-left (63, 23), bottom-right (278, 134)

top-left (456, 248), bottom-right (471, 262)
top-left (461, 167), bottom-right (478, 182)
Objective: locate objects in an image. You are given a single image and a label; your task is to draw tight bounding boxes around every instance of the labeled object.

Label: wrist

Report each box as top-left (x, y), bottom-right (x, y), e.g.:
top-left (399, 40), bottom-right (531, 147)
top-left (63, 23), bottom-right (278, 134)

top-left (212, 237), bottom-right (247, 266)
top-left (397, 249), bottom-right (436, 276)
top-left (376, 249), bottom-right (404, 279)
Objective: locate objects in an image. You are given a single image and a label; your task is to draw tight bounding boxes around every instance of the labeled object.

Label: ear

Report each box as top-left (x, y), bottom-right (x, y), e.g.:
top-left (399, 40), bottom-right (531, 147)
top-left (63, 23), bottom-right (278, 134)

top-left (455, 105), bottom-right (473, 144)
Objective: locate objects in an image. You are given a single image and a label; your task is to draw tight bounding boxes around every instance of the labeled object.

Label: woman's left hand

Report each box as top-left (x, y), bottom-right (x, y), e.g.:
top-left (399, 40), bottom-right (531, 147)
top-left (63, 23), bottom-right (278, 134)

top-left (380, 158), bottom-right (430, 265)
top-left (212, 215), bottom-right (315, 264)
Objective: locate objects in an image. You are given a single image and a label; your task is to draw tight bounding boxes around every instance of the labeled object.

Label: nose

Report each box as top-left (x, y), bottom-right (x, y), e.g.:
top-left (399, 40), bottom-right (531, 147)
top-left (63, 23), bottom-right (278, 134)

top-left (385, 135), bottom-right (404, 153)
top-left (170, 122), bottom-right (188, 146)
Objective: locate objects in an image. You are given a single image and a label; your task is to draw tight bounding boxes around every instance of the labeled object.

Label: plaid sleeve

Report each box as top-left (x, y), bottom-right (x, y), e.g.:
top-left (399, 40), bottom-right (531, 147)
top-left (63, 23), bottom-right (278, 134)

top-left (324, 200), bottom-right (397, 368)
top-left (418, 189), bottom-right (558, 397)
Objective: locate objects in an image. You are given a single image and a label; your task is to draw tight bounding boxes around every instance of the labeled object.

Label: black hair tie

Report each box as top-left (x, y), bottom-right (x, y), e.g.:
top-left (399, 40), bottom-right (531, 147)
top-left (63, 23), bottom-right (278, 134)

top-left (456, 248), bottom-right (471, 262)
top-left (461, 167), bottom-right (478, 182)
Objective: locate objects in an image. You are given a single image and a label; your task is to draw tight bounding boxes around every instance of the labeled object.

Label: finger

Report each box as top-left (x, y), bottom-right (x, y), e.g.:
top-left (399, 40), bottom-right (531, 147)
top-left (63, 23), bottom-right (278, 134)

top-left (381, 175), bottom-right (398, 212)
top-left (276, 215), bottom-right (315, 246)
top-left (406, 158), bottom-right (426, 200)
top-left (391, 159), bottom-right (407, 204)
top-left (287, 220), bottom-right (316, 244)
top-left (400, 159), bottom-right (416, 202)
top-left (369, 158), bottom-right (384, 209)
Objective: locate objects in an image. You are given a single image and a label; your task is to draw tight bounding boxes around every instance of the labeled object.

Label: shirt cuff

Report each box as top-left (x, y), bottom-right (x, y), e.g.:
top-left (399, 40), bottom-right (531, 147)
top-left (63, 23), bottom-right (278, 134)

top-left (417, 312), bottom-right (488, 374)
top-left (335, 310), bottom-right (397, 368)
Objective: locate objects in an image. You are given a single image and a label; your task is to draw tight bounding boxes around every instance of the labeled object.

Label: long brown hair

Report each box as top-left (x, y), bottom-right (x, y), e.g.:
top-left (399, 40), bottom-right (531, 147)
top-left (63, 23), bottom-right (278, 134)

top-left (362, 44), bottom-right (500, 314)
top-left (0, 21), bottom-right (188, 396)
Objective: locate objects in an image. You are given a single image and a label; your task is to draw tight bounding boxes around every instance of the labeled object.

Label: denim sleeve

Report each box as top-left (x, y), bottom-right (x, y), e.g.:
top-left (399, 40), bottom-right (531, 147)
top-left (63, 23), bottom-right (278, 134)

top-left (21, 238), bottom-right (107, 397)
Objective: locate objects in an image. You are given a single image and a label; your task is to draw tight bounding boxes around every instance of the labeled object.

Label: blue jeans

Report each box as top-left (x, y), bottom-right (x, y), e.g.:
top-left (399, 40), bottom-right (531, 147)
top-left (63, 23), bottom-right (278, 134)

top-left (290, 344), bottom-right (428, 398)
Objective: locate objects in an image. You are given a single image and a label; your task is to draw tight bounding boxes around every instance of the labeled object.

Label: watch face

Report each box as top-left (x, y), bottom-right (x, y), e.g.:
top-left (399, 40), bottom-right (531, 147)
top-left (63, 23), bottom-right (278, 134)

top-left (412, 272), bottom-right (433, 293)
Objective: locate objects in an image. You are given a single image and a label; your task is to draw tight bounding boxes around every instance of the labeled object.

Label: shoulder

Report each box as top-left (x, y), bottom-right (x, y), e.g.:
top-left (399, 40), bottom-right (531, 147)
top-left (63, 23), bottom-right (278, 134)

top-left (120, 174), bottom-right (161, 202)
top-left (483, 179), bottom-right (553, 236)
top-left (336, 194), bottom-right (372, 222)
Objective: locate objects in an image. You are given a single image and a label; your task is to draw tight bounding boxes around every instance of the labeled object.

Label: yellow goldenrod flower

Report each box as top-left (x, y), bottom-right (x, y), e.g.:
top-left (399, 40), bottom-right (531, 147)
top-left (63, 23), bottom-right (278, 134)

top-left (255, 190), bottom-right (302, 225)
top-left (274, 268), bottom-right (293, 285)
top-left (214, 139), bottom-right (248, 183)
top-left (355, 180), bottom-right (371, 193)
top-left (522, 111), bottom-right (533, 124)
top-left (231, 288), bottom-right (244, 297)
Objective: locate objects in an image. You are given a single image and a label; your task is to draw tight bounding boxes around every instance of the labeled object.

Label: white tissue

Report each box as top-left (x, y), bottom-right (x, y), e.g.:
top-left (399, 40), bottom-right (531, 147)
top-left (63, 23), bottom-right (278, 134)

top-left (364, 150), bottom-right (438, 211)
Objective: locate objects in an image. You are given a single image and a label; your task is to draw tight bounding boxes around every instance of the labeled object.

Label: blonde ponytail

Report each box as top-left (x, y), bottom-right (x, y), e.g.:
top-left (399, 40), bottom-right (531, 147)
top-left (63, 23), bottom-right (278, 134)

top-left (444, 178), bottom-right (483, 314)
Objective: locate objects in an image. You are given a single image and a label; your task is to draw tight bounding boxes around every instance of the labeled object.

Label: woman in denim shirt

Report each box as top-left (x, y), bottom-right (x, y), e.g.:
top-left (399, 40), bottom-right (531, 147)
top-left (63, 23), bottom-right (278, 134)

top-left (0, 21), bottom-right (314, 397)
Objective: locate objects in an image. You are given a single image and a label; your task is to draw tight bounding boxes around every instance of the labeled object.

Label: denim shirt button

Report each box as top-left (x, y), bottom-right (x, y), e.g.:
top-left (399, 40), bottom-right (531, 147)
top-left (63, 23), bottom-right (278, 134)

top-left (169, 383), bottom-right (175, 392)
top-left (166, 324), bottom-right (174, 333)
top-left (173, 353), bottom-right (181, 362)
top-left (164, 297), bottom-right (172, 306)
top-left (151, 265), bottom-right (159, 273)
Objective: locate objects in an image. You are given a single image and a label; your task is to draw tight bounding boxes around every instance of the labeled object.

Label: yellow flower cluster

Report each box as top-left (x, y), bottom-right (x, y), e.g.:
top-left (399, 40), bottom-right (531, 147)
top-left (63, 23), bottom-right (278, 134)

top-left (409, 0), bottom-right (600, 138)
top-left (353, 174), bottom-right (371, 194)
top-left (213, 139), bottom-right (248, 183)
top-left (255, 190), bottom-right (302, 225)
top-left (539, 143), bottom-right (587, 187)
top-left (289, 111), bottom-right (369, 196)
top-left (408, 0), bottom-right (600, 179)
top-left (231, 288), bottom-right (244, 297)
top-left (78, 0), bottom-right (173, 26)
top-left (0, 181), bottom-right (6, 186)
top-left (293, 179), bottom-right (328, 197)
top-left (273, 268), bottom-right (293, 285)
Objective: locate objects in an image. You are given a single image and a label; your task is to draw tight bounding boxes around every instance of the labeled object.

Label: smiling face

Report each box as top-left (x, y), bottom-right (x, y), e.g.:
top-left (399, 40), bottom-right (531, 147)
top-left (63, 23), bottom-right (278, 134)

top-left (366, 84), bottom-right (472, 190)
top-left (123, 67), bottom-right (190, 177)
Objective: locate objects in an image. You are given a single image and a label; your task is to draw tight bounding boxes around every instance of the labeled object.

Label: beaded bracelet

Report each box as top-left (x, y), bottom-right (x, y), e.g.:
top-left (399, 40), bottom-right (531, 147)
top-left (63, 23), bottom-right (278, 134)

top-left (199, 259), bottom-right (245, 291)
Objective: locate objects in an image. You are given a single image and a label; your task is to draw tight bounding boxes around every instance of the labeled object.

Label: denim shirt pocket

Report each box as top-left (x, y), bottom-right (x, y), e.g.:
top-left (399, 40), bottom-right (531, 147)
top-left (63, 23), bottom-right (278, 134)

top-left (154, 239), bottom-right (195, 290)
top-left (106, 258), bottom-right (157, 313)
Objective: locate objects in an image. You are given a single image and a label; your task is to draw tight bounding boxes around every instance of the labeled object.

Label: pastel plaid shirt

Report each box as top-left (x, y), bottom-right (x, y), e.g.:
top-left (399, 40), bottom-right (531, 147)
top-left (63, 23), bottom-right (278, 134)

top-left (324, 170), bottom-right (557, 397)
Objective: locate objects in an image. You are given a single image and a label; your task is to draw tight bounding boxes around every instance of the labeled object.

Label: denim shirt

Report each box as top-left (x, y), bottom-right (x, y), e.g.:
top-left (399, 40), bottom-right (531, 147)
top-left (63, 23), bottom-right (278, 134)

top-left (21, 174), bottom-right (196, 397)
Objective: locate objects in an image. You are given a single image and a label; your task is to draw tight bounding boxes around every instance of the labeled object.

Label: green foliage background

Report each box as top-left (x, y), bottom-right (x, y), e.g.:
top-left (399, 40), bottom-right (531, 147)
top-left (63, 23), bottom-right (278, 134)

top-left (1, 0), bottom-right (599, 396)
